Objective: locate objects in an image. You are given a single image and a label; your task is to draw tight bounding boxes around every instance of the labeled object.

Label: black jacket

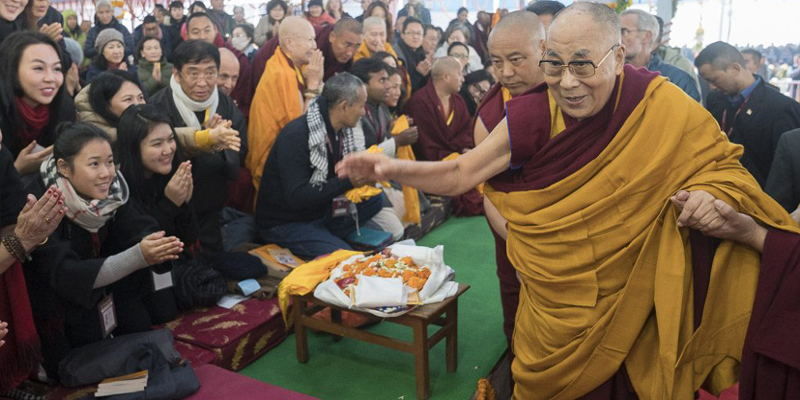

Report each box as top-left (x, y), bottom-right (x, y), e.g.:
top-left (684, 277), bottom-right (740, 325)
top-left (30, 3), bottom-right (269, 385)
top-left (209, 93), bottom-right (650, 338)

top-left (766, 128), bottom-right (800, 212)
top-left (23, 177), bottom-right (161, 374)
top-left (149, 87), bottom-right (247, 251)
top-left (256, 97), bottom-right (354, 229)
top-left (706, 79), bottom-right (800, 186)
top-left (393, 41), bottom-right (429, 93)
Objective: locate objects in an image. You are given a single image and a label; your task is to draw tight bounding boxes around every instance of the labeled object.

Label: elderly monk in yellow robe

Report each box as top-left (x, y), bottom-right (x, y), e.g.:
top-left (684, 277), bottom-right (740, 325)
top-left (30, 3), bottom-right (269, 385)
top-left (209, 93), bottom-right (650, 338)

top-left (354, 16), bottom-right (398, 61)
top-left (337, 3), bottom-right (800, 399)
top-left (473, 10), bottom-right (546, 346)
top-left (248, 17), bottom-right (325, 195)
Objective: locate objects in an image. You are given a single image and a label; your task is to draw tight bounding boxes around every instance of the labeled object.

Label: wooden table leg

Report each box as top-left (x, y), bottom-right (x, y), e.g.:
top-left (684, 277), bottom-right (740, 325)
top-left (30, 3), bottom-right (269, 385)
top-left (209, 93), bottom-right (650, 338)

top-left (294, 298), bottom-right (309, 364)
top-left (330, 308), bottom-right (343, 342)
top-left (413, 319), bottom-right (430, 400)
top-left (446, 301), bottom-right (458, 372)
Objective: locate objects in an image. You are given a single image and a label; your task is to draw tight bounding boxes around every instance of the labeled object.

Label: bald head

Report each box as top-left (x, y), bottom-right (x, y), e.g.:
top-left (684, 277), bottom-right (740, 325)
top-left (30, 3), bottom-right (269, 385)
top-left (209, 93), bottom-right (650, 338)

top-left (541, 2), bottom-right (625, 121)
top-left (279, 16), bottom-right (317, 65)
top-left (487, 11), bottom-right (546, 95)
top-left (218, 47), bottom-right (240, 96)
top-left (489, 11), bottom-right (544, 45)
top-left (432, 57), bottom-right (462, 79)
top-left (363, 16), bottom-right (384, 31)
top-left (550, 2), bottom-right (620, 48)
top-left (333, 17), bottom-right (363, 35)
top-left (431, 57), bottom-right (464, 95)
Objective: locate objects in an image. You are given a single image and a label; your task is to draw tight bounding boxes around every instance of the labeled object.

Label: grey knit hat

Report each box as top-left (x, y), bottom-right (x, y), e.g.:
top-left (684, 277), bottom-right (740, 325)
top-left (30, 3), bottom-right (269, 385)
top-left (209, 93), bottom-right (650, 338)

top-left (63, 37), bottom-right (83, 65)
top-left (95, 28), bottom-right (124, 51)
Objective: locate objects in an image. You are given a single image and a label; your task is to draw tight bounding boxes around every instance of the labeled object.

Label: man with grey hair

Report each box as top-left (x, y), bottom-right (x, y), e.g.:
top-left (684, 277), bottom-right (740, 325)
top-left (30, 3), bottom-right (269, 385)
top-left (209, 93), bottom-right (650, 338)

top-left (621, 9), bottom-right (700, 101)
top-left (338, 2), bottom-right (797, 398)
top-left (256, 73), bottom-right (389, 259)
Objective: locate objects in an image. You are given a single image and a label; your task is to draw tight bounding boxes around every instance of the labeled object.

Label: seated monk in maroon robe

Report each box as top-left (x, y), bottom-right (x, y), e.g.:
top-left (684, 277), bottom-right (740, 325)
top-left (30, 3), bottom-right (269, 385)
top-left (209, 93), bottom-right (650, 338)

top-left (252, 18), bottom-right (363, 89)
top-left (337, 3), bottom-right (800, 399)
top-left (405, 57), bottom-right (484, 216)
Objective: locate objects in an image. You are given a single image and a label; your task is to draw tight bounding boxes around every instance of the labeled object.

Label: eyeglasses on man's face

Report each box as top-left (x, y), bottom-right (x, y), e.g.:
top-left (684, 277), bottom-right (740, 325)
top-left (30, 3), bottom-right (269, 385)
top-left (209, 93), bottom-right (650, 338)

top-left (538, 44), bottom-right (620, 79)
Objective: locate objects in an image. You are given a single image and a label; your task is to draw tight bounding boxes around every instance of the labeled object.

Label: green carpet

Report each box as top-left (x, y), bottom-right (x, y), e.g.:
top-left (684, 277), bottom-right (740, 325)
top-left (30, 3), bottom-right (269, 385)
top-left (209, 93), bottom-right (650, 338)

top-left (240, 216), bottom-right (507, 400)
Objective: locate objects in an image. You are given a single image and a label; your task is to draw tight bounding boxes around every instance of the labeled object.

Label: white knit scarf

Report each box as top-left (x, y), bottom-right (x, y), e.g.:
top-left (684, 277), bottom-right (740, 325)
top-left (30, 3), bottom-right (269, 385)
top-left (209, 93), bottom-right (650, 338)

top-left (169, 74), bottom-right (219, 128)
top-left (308, 98), bottom-right (364, 187)
top-left (40, 155), bottom-right (129, 233)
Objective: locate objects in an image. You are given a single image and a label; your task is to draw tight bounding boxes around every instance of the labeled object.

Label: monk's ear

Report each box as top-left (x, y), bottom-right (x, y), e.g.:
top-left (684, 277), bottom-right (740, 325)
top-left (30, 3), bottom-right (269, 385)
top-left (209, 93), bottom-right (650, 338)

top-left (614, 44), bottom-right (626, 74)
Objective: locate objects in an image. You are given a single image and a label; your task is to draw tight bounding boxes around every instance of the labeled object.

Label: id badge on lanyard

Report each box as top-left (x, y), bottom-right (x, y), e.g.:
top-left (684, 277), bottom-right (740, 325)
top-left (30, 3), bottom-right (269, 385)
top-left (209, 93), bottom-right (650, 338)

top-left (98, 293), bottom-right (118, 338)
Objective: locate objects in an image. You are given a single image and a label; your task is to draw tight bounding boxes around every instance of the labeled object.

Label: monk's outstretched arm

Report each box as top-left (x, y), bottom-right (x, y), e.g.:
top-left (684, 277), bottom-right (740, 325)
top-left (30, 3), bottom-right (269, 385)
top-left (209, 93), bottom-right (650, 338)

top-left (337, 117), bottom-right (511, 196)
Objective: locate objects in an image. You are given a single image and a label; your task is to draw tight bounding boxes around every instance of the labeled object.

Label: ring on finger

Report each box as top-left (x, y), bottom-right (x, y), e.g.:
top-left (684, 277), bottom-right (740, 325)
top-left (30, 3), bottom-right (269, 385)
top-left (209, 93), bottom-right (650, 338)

top-left (44, 216), bottom-right (52, 223)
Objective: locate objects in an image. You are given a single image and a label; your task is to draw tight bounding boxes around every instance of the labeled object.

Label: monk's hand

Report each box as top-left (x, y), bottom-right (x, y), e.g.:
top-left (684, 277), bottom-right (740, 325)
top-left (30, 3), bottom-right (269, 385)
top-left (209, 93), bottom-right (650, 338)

top-left (336, 152), bottom-right (395, 182)
top-left (208, 121), bottom-right (241, 152)
top-left (306, 49), bottom-right (325, 90)
top-left (671, 191), bottom-right (767, 251)
top-left (140, 231), bottom-right (184, 265)
top-left (394, 126), bottom-right (418, 146)
top-left (671, 190), bottom-right (720, 230)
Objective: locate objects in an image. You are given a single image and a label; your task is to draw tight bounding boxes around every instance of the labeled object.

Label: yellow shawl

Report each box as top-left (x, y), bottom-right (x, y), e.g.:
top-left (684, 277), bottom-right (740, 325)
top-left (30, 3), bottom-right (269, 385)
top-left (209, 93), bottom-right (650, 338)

top-left (353, 41), bottom-right (398, 62)
top-left (486, 77), bottom-right (798, 399)
top-left (247, 46), bottom-right (304, 197)
top-left (392, 115), bottom-right (421, 225)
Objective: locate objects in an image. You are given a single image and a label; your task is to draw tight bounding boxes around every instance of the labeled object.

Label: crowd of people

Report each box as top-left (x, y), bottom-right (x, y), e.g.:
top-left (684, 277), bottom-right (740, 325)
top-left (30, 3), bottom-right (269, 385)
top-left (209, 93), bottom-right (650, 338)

top-left (1, 0), bottom-right (800, 398)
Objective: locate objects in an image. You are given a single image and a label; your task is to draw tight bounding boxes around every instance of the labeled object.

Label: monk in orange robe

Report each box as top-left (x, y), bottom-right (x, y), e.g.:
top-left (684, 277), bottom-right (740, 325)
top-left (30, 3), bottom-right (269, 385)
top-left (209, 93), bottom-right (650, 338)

top-left (337, 3), bottom-right (800, 399)
top-left (405, 57), bottom-right (484, 216)
top-left (473, 10), bottom-right (546, 346)
top-left (247, 17), bottom-right (324, 195)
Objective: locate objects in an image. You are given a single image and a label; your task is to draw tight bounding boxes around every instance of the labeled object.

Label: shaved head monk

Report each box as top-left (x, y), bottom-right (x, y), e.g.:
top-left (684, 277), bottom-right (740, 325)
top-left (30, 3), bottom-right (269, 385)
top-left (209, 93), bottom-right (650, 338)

top-left (338, 2), bottom-right (799, 398)
top-left (473, 10), bottom-right (546, 347)
top-left (355, 17), bottom-right (395, 61)
top-left (251, 18), bottom-right (363, 87)
top-left (405, 57), bottom-right (484, 216)
top-left (217, 47), bottom-right (240, 97)
top-left (247, 16), bottom-right (325, 195)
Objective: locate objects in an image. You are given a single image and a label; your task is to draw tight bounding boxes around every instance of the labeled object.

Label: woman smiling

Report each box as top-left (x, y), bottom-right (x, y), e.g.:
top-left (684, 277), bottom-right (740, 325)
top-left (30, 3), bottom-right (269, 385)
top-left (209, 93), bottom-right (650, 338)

top-left (24, 122), bottom-right (183, 376)
top-left (0, 31), bottom-right (75, 178)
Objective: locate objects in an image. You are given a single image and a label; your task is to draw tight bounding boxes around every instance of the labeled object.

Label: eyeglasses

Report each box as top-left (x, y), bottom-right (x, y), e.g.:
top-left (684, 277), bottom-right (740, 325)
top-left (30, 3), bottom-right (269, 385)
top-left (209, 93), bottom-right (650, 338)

top-left (620, 28), bottom-right (641, 37)
top-left (450, 53), bottom-right (469, 60)
top-left (404, 31), bottom-right (423, 37)
top-left (538, 44), bottom-right (619, 78)
top-left (182, 69), bottom-right (218, 82)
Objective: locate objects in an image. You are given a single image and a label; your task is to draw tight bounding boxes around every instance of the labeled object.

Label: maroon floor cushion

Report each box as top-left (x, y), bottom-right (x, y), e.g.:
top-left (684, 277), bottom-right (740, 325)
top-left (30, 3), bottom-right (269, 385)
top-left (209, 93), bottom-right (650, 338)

top-left (187, 365), bottom-right (318, 400)
top-left (164, 297), bottom-right (288, 371)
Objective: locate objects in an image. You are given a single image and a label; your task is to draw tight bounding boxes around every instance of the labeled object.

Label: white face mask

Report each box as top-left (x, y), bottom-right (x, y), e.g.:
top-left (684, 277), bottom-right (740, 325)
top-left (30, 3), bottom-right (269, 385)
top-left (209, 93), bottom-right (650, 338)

top-left (231, 36), bottom-right (250, 51)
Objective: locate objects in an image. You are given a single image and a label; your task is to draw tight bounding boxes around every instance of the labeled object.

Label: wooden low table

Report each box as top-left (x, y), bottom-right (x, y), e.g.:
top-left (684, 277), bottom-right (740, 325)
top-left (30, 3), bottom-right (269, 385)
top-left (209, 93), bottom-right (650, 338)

top-left (291, 283), bottom-right (470, 400)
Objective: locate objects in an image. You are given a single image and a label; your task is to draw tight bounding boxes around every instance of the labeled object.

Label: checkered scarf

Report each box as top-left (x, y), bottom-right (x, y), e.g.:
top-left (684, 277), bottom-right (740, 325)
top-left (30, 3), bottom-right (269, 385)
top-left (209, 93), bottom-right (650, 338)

top-left (308, 97), bottom-right (364, 187)
top-left (40, 155), bottom-right (129, 233)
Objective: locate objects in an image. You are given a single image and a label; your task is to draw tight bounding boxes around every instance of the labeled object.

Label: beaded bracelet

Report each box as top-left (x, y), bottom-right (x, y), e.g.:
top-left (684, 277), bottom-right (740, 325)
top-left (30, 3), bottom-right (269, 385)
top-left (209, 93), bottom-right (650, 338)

top-left (2, 233), bottom-right (28, 262)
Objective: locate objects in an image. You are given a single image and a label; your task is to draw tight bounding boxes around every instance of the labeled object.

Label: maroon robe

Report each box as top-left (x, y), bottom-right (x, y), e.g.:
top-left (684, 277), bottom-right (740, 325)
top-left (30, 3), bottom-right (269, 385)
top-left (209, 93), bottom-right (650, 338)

top-left (222, 42), bottom-right (253, 117)
top-left (739, 228), bottom-right (800, 400)
top-left (251, 25), bottom-right (349, 89)
top-left (405, 80), bottom-right (484, 216)
top-left (474, 83), bottom-right (521, 344)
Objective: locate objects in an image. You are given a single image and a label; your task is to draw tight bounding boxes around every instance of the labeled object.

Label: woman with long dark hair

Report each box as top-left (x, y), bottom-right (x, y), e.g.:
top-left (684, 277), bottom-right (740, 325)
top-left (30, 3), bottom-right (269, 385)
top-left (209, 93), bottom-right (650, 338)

top-left (114, 105), bottom-right (195, 244)
top-left (25, 121), bottom-right (183, 376)
top-left (0, 0), bottom-right (31, 45)
top-left (0, 31), bottom-right (75, 178)
top-left (76, 69), bottom-right (145, 137)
